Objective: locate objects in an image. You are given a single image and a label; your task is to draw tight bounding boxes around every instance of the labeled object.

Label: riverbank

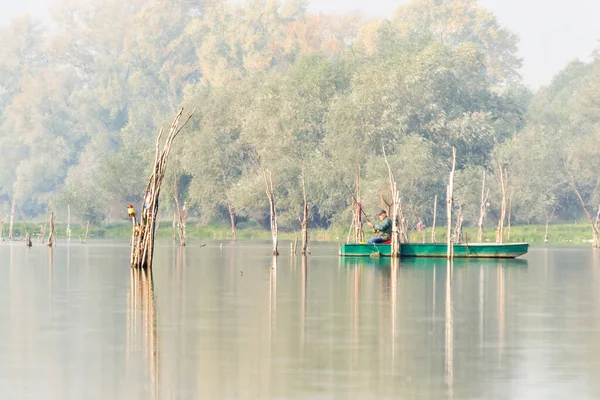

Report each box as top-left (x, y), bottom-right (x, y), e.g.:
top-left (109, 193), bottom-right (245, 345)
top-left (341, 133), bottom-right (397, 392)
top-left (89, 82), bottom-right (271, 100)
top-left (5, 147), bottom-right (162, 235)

top-left (3, 221), bottom-right (596, 246)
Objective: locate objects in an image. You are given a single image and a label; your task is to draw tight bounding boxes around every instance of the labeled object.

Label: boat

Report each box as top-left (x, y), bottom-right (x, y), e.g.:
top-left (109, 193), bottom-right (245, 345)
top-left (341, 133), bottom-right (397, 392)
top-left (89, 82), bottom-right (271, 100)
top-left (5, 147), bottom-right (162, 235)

top-left (339, 242), bottom-right (528, 258)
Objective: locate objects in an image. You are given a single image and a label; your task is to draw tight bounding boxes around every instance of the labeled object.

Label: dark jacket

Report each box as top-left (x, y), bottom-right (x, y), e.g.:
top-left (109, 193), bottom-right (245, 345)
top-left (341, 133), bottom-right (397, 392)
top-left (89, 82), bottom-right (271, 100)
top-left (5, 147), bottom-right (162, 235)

top-left (373, 217), bottom-right (392, 240)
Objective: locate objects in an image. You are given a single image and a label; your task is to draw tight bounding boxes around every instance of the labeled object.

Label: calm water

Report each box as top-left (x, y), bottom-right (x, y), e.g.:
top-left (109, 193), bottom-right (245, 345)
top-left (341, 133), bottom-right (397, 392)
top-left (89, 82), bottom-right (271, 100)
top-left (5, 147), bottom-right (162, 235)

top-left (1, 240), bottom-right (599, 399)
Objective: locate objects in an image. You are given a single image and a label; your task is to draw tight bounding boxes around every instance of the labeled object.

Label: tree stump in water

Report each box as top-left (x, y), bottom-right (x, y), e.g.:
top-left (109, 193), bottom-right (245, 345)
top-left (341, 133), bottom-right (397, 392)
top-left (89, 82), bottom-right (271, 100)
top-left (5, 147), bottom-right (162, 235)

top-left (131, 108), bottom-right (194, 269)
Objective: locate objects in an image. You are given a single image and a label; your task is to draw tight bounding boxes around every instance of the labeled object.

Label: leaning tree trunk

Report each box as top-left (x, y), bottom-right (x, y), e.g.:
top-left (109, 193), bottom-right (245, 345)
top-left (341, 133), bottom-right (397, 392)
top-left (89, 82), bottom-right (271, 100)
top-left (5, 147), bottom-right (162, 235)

top-left (131, 108), bottom-right (194, 269)
top-left (568, 169), bottom-right (600, 248)
top-left (477, 171), bottom-right (489, 243)
top-left (301, 175), bottom-right (309, 256)
top-left (264, 170), bottom-right (279, 256)
top-left (172, 179), bottom-right (187, 247)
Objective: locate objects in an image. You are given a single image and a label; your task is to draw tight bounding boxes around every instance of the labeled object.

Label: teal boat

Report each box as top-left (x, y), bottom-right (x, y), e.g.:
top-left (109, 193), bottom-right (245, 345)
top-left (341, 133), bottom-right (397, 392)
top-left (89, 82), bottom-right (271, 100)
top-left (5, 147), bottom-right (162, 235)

top-left (339, 242), bottom-right (528, 259)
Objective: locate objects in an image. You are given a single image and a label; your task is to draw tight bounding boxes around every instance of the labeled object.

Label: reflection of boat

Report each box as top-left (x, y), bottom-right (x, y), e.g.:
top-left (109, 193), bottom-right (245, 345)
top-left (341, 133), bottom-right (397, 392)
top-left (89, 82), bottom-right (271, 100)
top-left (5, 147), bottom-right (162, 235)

top-left (400, 257), bottom-right (528, 269)
top-left (340, 255), bottom-right (528, 269)
top-left (340, 242), bottom-right (529, 259)
top-left (339, 256), bottom-right (392, 269)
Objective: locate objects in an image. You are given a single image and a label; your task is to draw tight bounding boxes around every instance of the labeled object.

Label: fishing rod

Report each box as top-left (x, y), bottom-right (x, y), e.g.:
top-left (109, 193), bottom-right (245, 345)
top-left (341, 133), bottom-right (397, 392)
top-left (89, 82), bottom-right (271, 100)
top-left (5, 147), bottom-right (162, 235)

top-left (317, 149), bottom-right (375, 225)
top-left (338, 177), bottom-right (373, 225)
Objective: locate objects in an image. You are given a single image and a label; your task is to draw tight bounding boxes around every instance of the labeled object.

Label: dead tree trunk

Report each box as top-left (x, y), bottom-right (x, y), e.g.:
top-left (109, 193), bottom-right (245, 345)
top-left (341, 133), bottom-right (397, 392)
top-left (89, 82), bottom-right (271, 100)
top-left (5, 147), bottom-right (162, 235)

top-left (447, 147), bottom-right (456, 259)
top-left (496, 164), bottom-right (508, 244)
top-left (40, 204), bottom-right (51, 243)
top-left (595, 204), bottom-right (600, 249)
top-left (477, 171), bottom-right (489, 243)
top-left (67, 204), bottom-right (72, 239)
top-left (383, 146), bottom-right (401, 257)
top-left (567, 169), bottom-right (600, 248)
top-left (131, 108), bottom-right (194, 269)
top-left (172, 179), bottom-right (188, 247)
top-left (544, 208), bottom-right (555, 243)
top-left (264, 170), bottom-right (279, 256)
top-left (227, 201), bottom-right (236, 241)
top-left (301, 175), bottom-right (309, 256)
top-left (47, 212), bottom-right (56, 247)
top-left (431, 195), bottom-right (437, 243)
top-left (353, 165), bottom-right (364, 243)
top-left (8, 197), bottom-right (15, 240)
top-left (25, 233), bottom-right (32, 247)
top-left (80, 221), bottom-right (89, 244)
top-left (453, 203), bottom-right (463, 243)
top-left (506, 195), bottom-right (513, 243)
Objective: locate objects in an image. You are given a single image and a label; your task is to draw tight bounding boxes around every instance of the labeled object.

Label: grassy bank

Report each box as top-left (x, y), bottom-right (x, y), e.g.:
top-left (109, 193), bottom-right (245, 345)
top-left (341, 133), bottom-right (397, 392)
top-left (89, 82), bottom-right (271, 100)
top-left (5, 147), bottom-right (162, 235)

top-left (3, 220), bottom-right (596, 246)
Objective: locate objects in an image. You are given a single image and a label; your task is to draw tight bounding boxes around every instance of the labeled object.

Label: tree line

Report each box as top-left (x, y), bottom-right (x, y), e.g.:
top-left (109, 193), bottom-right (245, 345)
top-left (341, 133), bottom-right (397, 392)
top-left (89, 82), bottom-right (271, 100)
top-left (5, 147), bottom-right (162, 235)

top-left (0, 0), bottom-right (598, 239)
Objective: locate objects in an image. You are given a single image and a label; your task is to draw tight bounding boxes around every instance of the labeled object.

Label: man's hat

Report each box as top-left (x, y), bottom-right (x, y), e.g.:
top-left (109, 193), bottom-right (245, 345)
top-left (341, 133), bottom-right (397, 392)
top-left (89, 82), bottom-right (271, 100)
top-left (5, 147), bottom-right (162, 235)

top-left (378, 209), bottom-right (387, 215)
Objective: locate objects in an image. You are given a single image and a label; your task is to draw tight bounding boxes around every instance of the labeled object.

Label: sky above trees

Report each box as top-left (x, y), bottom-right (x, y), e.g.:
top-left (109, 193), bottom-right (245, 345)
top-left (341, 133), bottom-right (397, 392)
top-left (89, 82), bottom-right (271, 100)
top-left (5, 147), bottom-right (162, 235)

top-left (1, 0), bottom-right (599, 87)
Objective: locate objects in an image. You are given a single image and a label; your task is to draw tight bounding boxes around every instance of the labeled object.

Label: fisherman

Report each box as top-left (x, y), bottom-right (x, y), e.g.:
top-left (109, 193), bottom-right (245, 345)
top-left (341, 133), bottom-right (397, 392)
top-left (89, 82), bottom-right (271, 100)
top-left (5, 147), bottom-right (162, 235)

top-left (127, 204), bottom-right (136, 220)
top-left (367, 210), bottom-right (392, 244)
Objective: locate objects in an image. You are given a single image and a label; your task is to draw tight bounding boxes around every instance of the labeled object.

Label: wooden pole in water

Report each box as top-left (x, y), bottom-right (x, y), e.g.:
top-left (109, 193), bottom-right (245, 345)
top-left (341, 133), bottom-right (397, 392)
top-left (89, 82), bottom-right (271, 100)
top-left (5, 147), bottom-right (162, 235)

top-left (431, 195), bottom-right (437, 243)
top-left (477, 171), bottom-right (489, 243)
top-left (8, 197), bottom-right (15, 241)
top-left (67, 204), bottom-right (71, 239)
top-left (382, 146), bottom-right (400, 257)
top-left (264, 170), bottom-right (279, 256)
top-left (301, 175), bottom-right (309, 256)
top-left (447, 147), bottom-right (456, 259)
top-left (496, 163), bottom-right (507, 244)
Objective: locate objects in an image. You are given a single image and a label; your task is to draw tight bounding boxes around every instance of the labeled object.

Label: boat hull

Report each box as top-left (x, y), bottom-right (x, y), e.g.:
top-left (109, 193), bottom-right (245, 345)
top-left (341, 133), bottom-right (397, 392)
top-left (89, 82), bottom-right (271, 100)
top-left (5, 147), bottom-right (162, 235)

top-left (339, 243), bottom-right (528, 258)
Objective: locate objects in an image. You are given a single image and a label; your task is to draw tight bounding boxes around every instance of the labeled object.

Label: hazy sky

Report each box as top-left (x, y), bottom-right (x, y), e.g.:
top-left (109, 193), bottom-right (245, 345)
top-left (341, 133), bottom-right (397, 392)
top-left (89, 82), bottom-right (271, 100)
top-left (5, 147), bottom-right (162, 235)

top-left (1, 0), bottom-right (599, 88)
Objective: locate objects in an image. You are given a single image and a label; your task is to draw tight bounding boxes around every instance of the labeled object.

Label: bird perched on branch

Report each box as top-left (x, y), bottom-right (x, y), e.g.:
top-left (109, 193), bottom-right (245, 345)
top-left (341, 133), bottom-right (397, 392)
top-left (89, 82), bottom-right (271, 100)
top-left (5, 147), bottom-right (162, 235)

top-left (127, 204), bottom-right (136, 219)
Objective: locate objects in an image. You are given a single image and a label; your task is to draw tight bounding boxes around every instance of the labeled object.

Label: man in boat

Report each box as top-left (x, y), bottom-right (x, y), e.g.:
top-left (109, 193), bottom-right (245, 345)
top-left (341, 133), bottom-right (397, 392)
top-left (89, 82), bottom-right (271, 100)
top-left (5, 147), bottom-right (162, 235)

top-left (367, 210), bottom-right (392, 244)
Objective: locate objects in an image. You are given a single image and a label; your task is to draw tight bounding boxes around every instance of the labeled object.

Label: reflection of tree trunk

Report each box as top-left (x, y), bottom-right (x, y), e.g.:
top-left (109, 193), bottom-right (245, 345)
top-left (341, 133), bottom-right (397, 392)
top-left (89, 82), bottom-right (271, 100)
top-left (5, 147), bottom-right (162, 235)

top-left (301, 176), bottom-right (309, 255)
top-left (477, 171), bottom-right (489, 243)
top-left (567, 170), bottom-right (600, 248)
top-left (431, 195), bottom-right (437, 243)
top-left (300, 256), bottom-right (307, 349)
top-left (129, 268), bottom-right (160, 400)
top-left (264, 170), bottom-right (279, 256)
top-left (445, 260), bottom-right (454, 394)
top-left (227, 201), bottom-right (236, 241)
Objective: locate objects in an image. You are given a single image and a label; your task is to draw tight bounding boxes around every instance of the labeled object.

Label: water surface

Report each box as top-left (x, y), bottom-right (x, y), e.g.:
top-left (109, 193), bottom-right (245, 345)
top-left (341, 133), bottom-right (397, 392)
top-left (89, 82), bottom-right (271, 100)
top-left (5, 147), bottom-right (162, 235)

top-left (1, 241), bottom-right (599, 399)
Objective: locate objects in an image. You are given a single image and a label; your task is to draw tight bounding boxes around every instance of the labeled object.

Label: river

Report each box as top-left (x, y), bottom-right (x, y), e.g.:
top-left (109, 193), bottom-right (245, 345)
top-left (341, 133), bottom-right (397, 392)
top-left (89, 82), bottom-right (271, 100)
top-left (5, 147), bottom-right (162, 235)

top-left (0, 241), bottom-right (599, 399)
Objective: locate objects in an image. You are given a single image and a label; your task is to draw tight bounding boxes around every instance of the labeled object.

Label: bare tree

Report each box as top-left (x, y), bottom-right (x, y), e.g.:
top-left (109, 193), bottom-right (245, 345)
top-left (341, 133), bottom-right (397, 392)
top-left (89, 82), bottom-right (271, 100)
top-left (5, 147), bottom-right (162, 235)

top-left (131, 108), bottom-right (194, 269)
top-left (264, 170), bottom-right (279, 256)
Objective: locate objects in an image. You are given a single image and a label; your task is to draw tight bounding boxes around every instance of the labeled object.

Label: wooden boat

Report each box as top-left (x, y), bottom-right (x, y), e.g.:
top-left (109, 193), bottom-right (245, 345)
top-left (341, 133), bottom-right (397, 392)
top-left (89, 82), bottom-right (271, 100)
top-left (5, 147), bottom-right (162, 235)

top-left (339, 242), bottom-right (528, 259)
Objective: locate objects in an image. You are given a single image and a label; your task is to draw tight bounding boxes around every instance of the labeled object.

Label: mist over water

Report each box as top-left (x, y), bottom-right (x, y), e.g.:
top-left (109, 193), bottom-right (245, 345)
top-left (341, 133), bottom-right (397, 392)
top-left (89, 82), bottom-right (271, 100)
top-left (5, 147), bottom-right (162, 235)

top-left (1, 241), bottom-right (599, 399)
